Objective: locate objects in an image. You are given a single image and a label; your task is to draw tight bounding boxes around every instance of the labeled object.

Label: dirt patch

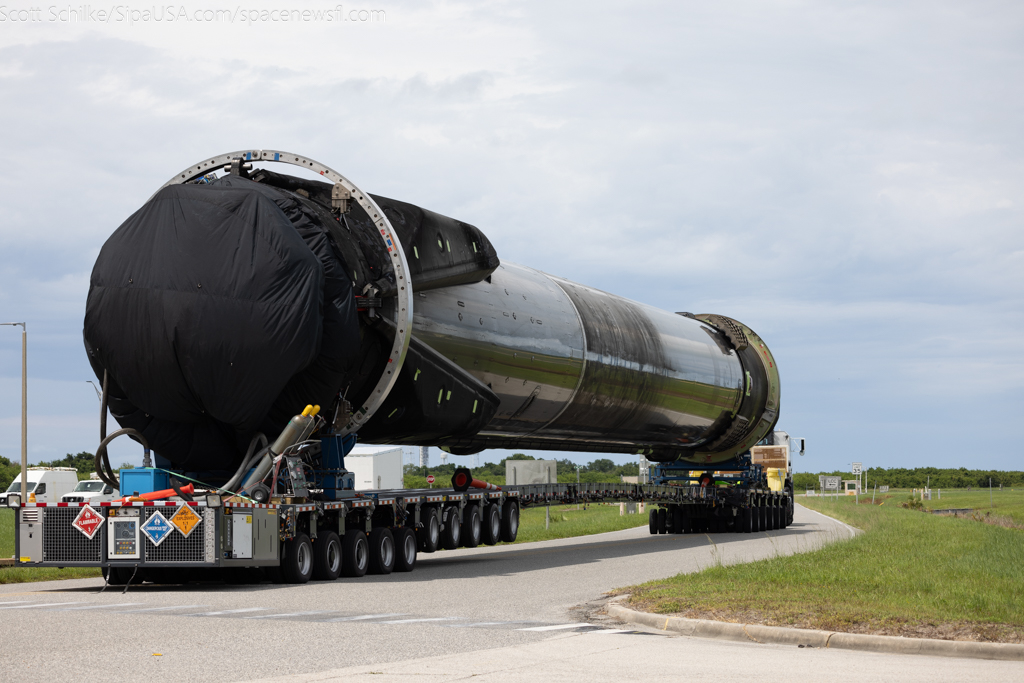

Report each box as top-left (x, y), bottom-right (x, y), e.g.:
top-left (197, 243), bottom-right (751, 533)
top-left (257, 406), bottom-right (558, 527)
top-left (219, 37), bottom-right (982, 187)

top-left (629, 604), bottom-right (1024, 644)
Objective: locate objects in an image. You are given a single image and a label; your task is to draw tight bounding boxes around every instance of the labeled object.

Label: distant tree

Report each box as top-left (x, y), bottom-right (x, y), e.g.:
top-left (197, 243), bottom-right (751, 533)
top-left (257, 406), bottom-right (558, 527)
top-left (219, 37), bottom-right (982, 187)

top-left (587, 458), bottom-right (616, 473)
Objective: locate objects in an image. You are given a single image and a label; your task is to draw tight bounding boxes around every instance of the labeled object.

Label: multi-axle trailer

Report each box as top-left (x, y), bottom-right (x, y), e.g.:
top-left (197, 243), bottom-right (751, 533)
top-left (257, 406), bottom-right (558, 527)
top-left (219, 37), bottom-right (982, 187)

top-left (11, 469), bottom-right (792, 584)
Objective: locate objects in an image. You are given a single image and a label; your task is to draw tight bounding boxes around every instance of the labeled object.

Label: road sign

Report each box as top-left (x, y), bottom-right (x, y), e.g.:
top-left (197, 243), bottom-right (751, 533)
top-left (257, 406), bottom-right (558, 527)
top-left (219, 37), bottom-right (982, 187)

top-left (72, 505), bottom-right (105, 539)
top-left (879, 485), bottom-right (889, 493)
top-left (426, 475), bottom-right (435, 484)
top-left (823, 476), bottom-right (841, 491)
top-left (851, 462), bottom-right (862, 475)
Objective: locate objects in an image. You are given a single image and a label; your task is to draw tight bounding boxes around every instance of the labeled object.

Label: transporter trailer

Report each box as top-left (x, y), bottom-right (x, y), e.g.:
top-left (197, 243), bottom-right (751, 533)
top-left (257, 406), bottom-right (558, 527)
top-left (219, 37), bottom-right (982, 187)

top-left (9, 433), bottom-right (794, 585)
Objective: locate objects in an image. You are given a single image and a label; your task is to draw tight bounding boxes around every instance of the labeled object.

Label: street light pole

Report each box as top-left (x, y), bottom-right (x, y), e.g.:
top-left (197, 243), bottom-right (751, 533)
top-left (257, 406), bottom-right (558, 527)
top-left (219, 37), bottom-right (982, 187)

top-left (2, 323), bottom-right (27, 500)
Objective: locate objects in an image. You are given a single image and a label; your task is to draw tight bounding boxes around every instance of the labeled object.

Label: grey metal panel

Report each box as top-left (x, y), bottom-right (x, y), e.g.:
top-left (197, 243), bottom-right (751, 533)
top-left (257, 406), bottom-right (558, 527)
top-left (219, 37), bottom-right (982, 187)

top-left (252, 508), bottom-right (278, 561)
top-left (18, 512), bottom-right (42, 563)
top-left (231, 511), bottom-right (253, 559)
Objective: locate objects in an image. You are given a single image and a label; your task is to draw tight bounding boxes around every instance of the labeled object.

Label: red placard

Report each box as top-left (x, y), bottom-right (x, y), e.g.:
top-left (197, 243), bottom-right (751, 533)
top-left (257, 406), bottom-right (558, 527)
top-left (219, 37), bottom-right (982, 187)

top-left (72, 505), bottom-right (105, 540)
top-left (426, 475), bottom-right (435, 484)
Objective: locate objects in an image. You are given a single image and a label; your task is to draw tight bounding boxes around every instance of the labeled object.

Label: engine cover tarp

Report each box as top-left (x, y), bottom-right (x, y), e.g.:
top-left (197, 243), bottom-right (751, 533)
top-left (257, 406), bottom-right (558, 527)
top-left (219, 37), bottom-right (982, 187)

top-left (84, 177), bottom-right (359, 471)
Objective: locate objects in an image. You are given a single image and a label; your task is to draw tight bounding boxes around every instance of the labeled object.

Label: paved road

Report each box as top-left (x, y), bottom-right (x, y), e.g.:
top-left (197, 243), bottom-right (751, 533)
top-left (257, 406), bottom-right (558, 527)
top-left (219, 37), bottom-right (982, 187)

top-left (1, 505), bottom-right (1017, 682)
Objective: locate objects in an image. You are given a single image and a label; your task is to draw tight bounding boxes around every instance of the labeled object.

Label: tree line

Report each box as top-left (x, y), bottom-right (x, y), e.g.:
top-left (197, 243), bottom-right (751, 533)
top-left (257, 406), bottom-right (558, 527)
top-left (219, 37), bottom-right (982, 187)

top-left (405, 453), bottom-right (640, 486)
top-left (792, 467), bottom-right (1024, 491)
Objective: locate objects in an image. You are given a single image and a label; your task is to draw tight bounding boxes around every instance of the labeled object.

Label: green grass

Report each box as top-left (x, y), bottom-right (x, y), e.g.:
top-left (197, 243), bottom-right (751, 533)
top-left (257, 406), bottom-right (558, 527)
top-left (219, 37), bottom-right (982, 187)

top-left (624, 495), bottom-right (1024, 642)
top-left (0, 509), bottom-right (101, 584)
top-left (512, 503), bottom-right (648, 544)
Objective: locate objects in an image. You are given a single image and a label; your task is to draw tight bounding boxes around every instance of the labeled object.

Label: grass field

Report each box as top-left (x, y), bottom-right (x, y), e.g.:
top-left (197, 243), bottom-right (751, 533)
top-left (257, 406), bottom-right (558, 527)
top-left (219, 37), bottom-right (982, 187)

top-left (514, 503), bottom-right (648, 544)
top-left (624, 494), bottom-right (1024, 642)
top-left (0, 502), bottom-right (647, 584)
top-left (0, 509), bottom-right (101, 584)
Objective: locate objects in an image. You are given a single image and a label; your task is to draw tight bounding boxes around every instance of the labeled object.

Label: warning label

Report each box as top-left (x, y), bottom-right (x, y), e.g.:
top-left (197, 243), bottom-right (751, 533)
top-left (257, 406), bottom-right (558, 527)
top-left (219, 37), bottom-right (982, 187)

top-left (140, 511), bottom-right (174, 546)
top-left (72, 505), bottom-right (105, 539)
top-left (170, 504), bottom-right (202, 538)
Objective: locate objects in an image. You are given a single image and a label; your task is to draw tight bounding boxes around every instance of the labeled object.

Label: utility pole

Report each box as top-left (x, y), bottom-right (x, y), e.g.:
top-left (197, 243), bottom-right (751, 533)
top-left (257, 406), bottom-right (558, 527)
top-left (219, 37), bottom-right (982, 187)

top-left (1, 323), bottom-right (27, 500)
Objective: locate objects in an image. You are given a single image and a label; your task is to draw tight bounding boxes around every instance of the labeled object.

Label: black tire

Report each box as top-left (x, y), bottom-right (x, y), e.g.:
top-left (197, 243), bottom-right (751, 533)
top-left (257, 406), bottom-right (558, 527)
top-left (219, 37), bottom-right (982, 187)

top-left (394, 527), bottom-right (417, 572)
top-left (341, 530), bottom-right (369, 577)
top-left (500, 499), bottom-right (519, 542)
top-left (681, 510), bottom-right (692, 534)
top-left (759, 504), bottom-right (768, 532)
top-left (649, 509), bottom-right (658, 535)
top-left (786, 492), bottom-right (795, 527)
top-left (671, 505), bottom-right (684, 534)
top-left (481, 504), bottom-right (501, 545)
top-left (441, 506), bottom-right (462, 550)
top-left (418, 507), bottom-right (441, 553)
top-left (461, 504), bottom-right (482, 548)
top-left (281, 533), bottom-right (313, 584)
top-left (656, 507), bottom-right (667, 534)
top-left (368, 527), bottom-right (395, 575)
top-left (312, 531), bottom-right (342, 581)
top-left (742, 507), bottom-right (753, 533)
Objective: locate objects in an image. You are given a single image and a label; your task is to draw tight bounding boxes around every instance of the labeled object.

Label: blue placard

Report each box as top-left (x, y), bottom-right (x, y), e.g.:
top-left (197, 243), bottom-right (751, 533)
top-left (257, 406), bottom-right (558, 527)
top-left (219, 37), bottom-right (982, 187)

top-left (140, 511), bottom-right (174, 546)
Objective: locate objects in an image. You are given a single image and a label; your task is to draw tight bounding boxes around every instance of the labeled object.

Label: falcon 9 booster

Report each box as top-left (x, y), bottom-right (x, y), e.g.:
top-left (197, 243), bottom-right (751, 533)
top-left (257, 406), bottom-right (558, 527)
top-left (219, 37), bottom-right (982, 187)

top-left (84, 151), bottom-right (779, 475)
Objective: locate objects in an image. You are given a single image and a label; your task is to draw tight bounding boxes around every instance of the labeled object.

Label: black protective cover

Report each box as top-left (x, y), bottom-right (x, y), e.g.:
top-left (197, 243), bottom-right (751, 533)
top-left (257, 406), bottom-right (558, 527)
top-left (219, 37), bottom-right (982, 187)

top-left (84, 177), bottom-right (360, 471)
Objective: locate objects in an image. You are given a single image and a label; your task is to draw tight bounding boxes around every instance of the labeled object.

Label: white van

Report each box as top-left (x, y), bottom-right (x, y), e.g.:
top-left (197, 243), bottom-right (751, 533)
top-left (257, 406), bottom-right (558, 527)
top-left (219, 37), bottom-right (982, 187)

top-left (0, 467), bottom-right (80, 504)
top-left (61, 474), bottom-right (119, 504)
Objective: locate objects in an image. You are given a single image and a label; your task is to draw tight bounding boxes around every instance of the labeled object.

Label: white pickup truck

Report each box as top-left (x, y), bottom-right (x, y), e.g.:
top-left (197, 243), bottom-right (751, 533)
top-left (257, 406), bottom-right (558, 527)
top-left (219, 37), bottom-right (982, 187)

top-left (61, 474), bottom-right (119, 504)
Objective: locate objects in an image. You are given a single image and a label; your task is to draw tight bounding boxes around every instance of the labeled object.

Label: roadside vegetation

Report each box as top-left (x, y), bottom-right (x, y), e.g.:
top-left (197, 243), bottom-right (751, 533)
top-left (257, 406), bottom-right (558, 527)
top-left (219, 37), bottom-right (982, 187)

top-left (624, 493), bottom-right (1024, 642)
top-left (792, 466), bottom-right (1024, 492)
top-left (514, 503), bottom-right (647, 544)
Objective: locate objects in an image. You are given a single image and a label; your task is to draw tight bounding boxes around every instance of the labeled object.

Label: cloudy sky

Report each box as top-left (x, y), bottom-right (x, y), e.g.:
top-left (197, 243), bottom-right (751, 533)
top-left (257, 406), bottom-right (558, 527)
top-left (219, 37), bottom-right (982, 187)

top-left (0, 1), bottom-right (1021, 473)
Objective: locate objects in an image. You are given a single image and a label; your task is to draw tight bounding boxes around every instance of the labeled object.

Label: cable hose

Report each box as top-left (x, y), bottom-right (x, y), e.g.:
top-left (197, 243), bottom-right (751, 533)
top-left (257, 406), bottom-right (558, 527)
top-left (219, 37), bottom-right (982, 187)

top-left (94, 428), bottom-right (150, 491)
top-left (220, 433), bottom-right (269, 493)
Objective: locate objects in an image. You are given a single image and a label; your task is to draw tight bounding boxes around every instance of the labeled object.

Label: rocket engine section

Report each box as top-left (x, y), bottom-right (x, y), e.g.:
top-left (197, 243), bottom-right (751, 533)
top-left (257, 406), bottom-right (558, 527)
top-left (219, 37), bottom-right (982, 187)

top-left (84, 151), bottom-right (779, 475)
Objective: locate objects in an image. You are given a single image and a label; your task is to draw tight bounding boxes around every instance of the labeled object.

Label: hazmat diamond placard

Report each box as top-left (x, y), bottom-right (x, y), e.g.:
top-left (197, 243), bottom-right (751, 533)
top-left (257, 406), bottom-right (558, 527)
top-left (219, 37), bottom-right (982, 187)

top-left (140, 511), bottom-right (174, 546)
top-left (72, 505), bottom-right (105, 539)
top-left (169, 504), bottom-right (202, 538)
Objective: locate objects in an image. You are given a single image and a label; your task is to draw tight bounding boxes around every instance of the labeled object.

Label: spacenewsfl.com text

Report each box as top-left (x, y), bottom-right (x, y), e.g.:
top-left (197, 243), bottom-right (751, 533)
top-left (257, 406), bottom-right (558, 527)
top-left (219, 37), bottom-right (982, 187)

top-left (0, 5), bottom-right (386, 24)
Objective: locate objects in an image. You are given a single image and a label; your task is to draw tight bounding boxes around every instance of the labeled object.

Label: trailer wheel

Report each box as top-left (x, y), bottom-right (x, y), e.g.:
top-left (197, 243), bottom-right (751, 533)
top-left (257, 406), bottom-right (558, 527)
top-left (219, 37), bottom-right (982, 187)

top-left (418, 507), bottom-right (441, 553)
top-left (341, 530), bottom-right (369, 577)
top-left (656, 507), bottom-right (667, 534)
top-left (671, 505), bottom-right (684, 534)
top-left (500, 499), bottom-right (519, 542)
top-left (759, 504), bottom-right (768, 532)
top-left (481, 504), bottom-right (501, 545)
top-left (648, 509), bottom-right (658, 535)
top-left (368, 527), bottom-right (395, 574)
top-left (460, 504), bottom-right (482, 548)
top-left (786, 492), bottom-right (794, 527)
top-left (312, 531), bottom-right (343, 581)
top-left (441, 506), bottom-right (462, 550)
top-left (394, 527), bottom-right (417, 572)
top-left (281, 533), bottom-right (314, 584)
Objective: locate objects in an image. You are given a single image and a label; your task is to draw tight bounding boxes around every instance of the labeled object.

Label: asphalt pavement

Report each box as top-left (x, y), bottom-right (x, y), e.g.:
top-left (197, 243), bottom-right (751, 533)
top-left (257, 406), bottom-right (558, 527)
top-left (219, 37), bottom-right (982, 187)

top-left (1, 505), bottom-right (1018, 682)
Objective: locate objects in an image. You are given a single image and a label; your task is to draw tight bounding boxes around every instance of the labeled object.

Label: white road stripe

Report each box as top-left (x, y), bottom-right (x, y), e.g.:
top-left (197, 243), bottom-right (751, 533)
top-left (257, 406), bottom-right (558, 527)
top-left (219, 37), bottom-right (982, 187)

top-left (518, 623), bottom-right (597, 632)
top-left (0, 602), bottom-right (82, 610)
top-left (52, 603), bottom-right (145, 611)
top-left (247, 611), bottom-right (332, 619)
top-left (0, 601), bottom-right (31, 606)
top-left (322, 613), bottom-right (407, 622)
top-left (192, 607), bottom-right (267, 616)
top-left (377, 617), bottom-right (461, 625)
top-left (587, 629), bottom-right (633, 634)
top-left (448, 622), bottom-right (506, 628)
top-left (112, 604), bottom-right (208, 613)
